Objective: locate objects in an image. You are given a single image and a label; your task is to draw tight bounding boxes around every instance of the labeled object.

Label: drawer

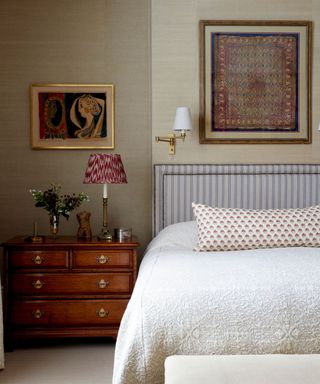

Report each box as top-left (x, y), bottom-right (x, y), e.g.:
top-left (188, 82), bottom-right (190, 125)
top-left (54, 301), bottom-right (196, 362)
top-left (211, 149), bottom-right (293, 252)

top-left (10, 273), bottom-right (132, 295)
top-left (9, 250), bottom-right (68, 269)
top-left (73, 250), bottom-right (132, 269)
top-left (11, 299), bottom-right (128, 326)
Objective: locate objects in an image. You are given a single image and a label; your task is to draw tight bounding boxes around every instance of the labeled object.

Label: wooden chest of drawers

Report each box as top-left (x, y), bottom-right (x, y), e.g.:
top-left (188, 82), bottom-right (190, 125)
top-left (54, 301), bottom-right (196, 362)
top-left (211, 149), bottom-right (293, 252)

top-left (2, 236), bottom-right (139, 347)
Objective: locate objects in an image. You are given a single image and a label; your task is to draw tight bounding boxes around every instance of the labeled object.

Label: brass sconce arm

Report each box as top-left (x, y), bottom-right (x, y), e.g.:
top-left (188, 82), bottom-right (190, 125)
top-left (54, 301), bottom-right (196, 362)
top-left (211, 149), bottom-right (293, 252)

top-left (155, 131), bottom-right (186, 155)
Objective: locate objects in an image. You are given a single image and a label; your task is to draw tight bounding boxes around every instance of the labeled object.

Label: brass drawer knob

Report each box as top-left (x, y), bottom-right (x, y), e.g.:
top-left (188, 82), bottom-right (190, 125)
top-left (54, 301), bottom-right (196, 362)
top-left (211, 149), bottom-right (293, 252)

top-left (96, 308), bottom-right (109, 318)
top-left (32, 280), bottom-right (45, 289)
top-left (32, 309), bottom-right (44, 319)
top-left (97, 254), bottom-right (109, 264)
top-left (32, 255), bottom-right (44, 265)
top-left (97, 279), bottom-right (110, 289)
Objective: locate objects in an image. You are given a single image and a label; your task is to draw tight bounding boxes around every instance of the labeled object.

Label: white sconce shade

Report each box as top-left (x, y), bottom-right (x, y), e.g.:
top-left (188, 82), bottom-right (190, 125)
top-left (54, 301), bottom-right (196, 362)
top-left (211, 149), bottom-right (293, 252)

top-left (318, 119), bottom-right (320, 132)
top-left (173, 107), bottom-right (193, 132)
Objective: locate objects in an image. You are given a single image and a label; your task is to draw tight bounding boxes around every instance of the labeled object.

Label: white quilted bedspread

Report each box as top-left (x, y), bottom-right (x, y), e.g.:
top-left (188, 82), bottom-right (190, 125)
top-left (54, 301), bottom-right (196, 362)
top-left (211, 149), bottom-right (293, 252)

top-left (113, 222), bottom-right (320, 384)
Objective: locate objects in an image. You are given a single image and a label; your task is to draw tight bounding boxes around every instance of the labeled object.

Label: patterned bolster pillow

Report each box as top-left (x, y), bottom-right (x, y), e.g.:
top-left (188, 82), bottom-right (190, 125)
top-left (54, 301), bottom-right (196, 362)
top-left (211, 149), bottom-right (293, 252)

top-left (192, 203), bottom-right (320, 252)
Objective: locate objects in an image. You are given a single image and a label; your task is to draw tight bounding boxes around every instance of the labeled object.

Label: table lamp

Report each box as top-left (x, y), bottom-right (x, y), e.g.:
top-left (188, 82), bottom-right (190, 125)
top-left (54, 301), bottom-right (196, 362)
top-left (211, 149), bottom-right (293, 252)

top-left (84, 154), bottom-right (127, 240)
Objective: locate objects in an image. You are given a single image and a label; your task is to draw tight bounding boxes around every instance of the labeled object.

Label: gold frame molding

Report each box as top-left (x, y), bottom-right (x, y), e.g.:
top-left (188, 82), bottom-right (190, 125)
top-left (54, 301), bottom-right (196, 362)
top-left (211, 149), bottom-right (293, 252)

top-left (30, 83), bottom-right (115, 149)
top-left (199, 20), bottom-right (312, 144)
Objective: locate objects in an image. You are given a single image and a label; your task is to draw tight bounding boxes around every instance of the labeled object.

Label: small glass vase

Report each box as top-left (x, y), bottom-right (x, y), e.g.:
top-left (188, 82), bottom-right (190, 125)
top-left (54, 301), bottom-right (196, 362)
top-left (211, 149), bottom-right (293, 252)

top-left (49, 214), bottom-right (60, 239)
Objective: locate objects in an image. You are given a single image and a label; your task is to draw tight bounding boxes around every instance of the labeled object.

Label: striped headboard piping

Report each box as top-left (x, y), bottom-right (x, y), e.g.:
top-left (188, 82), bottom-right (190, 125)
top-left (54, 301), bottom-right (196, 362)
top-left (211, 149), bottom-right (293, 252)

top-left (153, 164), bottom-right (320, 236)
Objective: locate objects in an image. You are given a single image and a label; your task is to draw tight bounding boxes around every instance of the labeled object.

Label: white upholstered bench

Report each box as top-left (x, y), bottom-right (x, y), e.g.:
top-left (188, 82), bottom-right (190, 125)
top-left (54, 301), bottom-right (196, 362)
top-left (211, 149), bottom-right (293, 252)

top-left (165, 355), bottom-right (320, 384)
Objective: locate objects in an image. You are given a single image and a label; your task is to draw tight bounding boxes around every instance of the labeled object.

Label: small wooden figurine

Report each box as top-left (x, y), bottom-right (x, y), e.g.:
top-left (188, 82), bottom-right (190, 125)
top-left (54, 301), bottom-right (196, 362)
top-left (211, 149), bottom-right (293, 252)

top-left (77, 211), bottom-right (92, 239)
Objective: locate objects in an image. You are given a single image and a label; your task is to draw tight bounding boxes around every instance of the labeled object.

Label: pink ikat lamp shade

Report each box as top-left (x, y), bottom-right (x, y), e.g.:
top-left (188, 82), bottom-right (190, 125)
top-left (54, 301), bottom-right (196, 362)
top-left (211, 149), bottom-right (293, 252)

top-left (84, 154), bottom-right (127, 241)
top-left (83, 154), bottom-right (127, 185)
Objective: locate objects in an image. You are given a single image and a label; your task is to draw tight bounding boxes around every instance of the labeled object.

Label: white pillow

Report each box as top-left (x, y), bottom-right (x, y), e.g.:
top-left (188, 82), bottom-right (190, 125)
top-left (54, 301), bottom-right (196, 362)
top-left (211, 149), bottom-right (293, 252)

top-left (192, 203), bottom-right (320, 252)
top-left (147, 221), bottom-right (198, 252)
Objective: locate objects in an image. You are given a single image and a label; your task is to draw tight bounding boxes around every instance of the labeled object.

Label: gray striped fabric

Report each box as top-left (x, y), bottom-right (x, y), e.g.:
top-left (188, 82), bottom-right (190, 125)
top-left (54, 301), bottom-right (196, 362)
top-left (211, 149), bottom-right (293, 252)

top-left (153, 164), bottom-right (320, 235)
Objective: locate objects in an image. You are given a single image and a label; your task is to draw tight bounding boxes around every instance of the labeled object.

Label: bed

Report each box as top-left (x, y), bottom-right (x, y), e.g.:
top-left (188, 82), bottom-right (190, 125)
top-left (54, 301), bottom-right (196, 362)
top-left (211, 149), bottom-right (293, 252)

top-left (113, 164), bottom-right (320, 384)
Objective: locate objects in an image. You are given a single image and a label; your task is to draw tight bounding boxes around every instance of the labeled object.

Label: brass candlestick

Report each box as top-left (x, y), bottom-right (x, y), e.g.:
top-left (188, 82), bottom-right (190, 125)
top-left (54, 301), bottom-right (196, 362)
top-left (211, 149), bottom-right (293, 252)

top-left (98, 197), bottom-right (112, 241)
top-left (25, 221), bottom-right (44, 243)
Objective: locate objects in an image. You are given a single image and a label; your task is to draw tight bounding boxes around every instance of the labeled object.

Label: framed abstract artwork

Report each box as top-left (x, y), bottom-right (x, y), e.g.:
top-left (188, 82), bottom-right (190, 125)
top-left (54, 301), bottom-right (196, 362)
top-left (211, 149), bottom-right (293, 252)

top-left (199, 20), bottom-right (312, 144)
top-left (30, 84), bottom-right (114, 149)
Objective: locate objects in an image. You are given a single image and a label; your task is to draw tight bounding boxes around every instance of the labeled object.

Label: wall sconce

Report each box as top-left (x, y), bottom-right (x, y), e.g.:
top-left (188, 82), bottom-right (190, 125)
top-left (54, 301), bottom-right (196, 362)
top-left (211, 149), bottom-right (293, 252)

top-left (155, 107), bottom-right (193, 154)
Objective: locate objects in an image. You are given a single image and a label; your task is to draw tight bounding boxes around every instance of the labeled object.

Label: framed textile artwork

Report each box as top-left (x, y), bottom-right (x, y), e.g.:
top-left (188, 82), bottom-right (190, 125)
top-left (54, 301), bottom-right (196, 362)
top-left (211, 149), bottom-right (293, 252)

top-left (199, 20), bottom-right (312, 144)
top-left (30, 84), bottom-right (114, 149)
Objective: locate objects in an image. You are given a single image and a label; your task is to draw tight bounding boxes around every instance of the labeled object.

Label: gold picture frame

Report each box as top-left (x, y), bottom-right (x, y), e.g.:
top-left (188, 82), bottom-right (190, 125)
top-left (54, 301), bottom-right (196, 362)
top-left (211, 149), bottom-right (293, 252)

top-left (199, 20), bottom-right (312, 144)
top-left (30, 83), bottom-right (115, 149)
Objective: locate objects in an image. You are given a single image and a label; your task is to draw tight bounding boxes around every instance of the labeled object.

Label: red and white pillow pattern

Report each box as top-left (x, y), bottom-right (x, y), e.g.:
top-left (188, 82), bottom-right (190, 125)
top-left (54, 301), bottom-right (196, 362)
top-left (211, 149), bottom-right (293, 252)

top-left (192, 203), bottom-right (320, 252)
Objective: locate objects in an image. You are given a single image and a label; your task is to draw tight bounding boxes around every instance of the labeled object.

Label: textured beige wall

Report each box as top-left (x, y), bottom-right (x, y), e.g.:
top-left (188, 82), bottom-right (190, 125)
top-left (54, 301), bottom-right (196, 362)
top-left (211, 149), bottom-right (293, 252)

top-left (152, 0), bottom-right (320, 164)
top-left (1, 0), bottom-right (319, 253)
top-left (0, 0), bottom-right (151, 251)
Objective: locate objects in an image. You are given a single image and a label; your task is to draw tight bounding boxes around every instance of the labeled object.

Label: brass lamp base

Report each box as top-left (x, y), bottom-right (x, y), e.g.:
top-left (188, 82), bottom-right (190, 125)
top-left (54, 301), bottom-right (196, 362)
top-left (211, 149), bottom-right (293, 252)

top-left (98, 226), bottom-right (112, 241)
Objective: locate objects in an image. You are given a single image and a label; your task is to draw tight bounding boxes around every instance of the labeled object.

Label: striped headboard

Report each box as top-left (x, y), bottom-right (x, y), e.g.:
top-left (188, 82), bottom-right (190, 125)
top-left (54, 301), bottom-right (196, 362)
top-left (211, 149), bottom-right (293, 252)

top-left (154, 164), bottom-right (320, 235)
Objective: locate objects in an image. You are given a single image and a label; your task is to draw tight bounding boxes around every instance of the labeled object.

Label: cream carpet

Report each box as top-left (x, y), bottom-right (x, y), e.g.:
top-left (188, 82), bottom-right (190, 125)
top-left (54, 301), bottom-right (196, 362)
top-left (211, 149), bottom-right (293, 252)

top-left (0, 340), bottom-right (115, 384)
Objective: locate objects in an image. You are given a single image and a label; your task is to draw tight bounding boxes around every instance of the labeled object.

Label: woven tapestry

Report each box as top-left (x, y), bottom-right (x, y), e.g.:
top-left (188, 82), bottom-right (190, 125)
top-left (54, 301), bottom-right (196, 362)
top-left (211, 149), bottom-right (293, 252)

top-left (212, 33), bottom-right (298, 132)
top-left (199, 20), bottom-right (311, 143)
